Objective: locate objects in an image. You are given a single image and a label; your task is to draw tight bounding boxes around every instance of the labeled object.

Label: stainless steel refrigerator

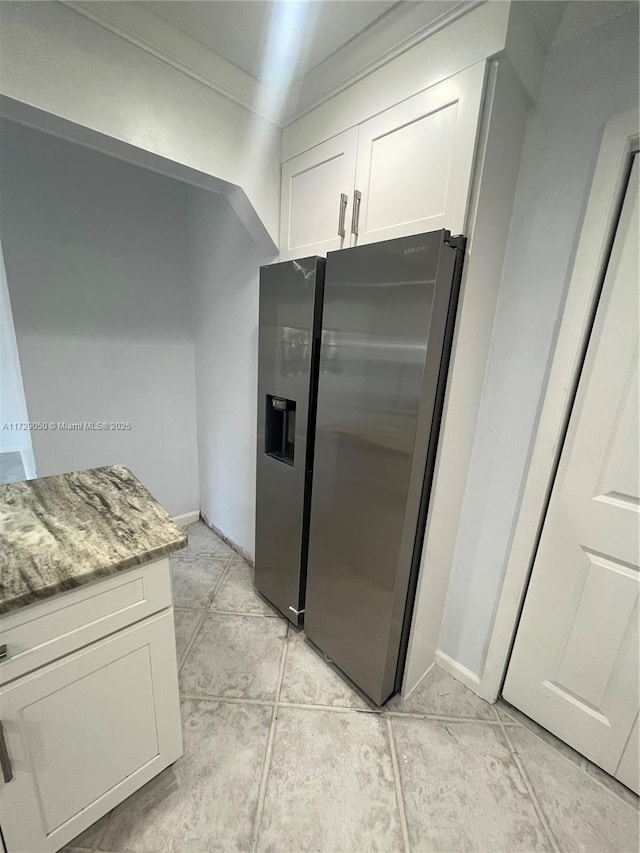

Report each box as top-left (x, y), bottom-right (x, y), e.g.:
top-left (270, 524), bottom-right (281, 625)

top-left (255, 231), bottom-right (465, 703)
top-left (255, 256), bottom-right (325, 627)
top-left (305, 230), bottom-right (465, 706)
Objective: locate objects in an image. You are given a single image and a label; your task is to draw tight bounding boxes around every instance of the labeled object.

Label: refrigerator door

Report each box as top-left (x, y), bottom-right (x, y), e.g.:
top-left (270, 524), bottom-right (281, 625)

top-left (304, 231), bottom-right (462, 704)
top-left (255, 257), bottom-right (325, 626)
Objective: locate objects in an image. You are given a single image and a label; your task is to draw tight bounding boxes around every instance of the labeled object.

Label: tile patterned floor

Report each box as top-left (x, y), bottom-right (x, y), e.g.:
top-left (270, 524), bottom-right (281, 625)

top-left (66, 521), bottom-right (639, 853)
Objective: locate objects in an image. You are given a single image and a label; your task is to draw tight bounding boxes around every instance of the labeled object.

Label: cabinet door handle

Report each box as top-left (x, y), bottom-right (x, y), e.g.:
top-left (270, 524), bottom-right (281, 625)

top-left (351, 190), bottom-right (362, 236)
top-left (0, 721), bottom-right (13, 783)
top-left (337, 193), bottom-right (348, 238)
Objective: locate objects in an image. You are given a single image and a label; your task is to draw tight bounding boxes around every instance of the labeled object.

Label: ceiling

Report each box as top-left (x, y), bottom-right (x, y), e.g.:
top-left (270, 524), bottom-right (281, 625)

top-left (72, 0), bottom-right (469, 123)
top-left (68, 1), bottom-right (637, 126)
top-left (522, 0), bottom-right (638, 50)
top-left (522, 0), bottom-right (568, 50)
top-left (142, 1), bottom-right (407, 83)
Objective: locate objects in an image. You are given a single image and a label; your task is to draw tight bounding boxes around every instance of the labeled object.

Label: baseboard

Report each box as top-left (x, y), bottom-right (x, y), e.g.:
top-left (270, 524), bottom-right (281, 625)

top-left (172, 511), bottom-right (200, 528)
top-left (435, 649), bottom-right (481, 693)
top-left (0, 444), bottom-right (23, 455)
top-left (200, 512), bottom-right (254, 565)
top-left (400, 660), bottom-right (435, 700)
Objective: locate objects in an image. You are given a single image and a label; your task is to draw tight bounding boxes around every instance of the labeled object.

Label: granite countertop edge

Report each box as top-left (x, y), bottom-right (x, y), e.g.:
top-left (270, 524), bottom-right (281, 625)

top-left (0, 535), bottom-right (186, 617)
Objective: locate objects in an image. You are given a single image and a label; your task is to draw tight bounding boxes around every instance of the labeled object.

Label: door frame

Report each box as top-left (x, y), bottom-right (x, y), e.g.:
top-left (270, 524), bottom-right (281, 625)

top-left (477, 108), bottom-right (639, 703)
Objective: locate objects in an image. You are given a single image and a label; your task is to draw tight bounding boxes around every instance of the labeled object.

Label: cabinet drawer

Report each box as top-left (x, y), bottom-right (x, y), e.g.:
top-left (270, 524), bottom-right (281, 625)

top-left (0, 557), bottom-right (172, 686)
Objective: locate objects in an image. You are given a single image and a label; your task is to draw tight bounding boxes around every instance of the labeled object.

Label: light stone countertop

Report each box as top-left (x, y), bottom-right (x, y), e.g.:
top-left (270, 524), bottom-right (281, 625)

top-left (0, 464), bottom-right (187, 615)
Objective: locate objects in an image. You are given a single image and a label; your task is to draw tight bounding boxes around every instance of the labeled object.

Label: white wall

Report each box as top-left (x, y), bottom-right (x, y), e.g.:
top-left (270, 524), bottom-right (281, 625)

top-left (0, 239), bottom-right (36, 476)
top-left (188, 190), bottom-right (275, 558)
top-left (403, 56), bottom-right (531, 696)
top-left (438, 8), bottom-right (640, 679)
top-left (0, 120), bottom-right (199, 517)
top-left (0, 1), bottom-right (281, 246)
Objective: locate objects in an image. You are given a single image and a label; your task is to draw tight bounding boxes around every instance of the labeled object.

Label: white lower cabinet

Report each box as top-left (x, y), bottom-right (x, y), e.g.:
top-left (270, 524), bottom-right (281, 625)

top-left (0, 608), bottom-right (182, 852)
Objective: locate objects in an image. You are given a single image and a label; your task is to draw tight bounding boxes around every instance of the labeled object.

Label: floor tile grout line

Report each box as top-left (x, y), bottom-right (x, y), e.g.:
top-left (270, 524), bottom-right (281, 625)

top-left (384, 711), bottom-right (513, 724)
top-left (497, 703), bottom-right (638, 808)
top-left (208, 608), bottom-right (281, 619)
top-left (278, 700), bottom-right (377, 715)
top-left (175, 604), bottom-right (280, 619)
top-left (175, 689), bottom-right (533, 725)
top-left (386, 716), bottom-right (412, 853)
top-left (177, 611), bottom-right (207, 674)
top-left (493, 703), bottom-right (524, 727)
top-left (498, 701), bottom-right (585, 766)
top-left (275, 623), bottom-right (291, 704)
top-left (172, 556), bottom-right (233, 567)
top-left (178, 693), bottom-right (372, 713)
top-left (179, 693), bottom-right (276, 707)
top-left (580, 763), bottom-right (639, 811)
top-left (250, 703), bottom-right (277, 853)
top-left (206, 557), bottom-right (233, 608)
top-left (493, 707), bottom-right (562, 853)
top-left (250, 624), bottom-right (290, 853)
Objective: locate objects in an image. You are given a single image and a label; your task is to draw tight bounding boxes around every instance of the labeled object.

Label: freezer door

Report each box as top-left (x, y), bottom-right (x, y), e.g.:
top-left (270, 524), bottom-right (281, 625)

top-left (255, 257), bottom-right (324, 625)
top-left (305, 232), bottom-right (460, 704)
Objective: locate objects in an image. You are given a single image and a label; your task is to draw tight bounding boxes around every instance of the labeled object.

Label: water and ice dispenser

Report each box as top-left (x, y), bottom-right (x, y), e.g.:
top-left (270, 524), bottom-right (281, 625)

top-left (265, 395), bottom-right (296, 466)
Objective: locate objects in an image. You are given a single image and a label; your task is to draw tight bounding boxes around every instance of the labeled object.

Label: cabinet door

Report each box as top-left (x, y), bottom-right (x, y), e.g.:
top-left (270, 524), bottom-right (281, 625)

top-left (280, 128), bottom-right (358, 260)
top-left (352, 62), bottom-right (486, 245)
top-left (0, 610), bottom-right (182, 853)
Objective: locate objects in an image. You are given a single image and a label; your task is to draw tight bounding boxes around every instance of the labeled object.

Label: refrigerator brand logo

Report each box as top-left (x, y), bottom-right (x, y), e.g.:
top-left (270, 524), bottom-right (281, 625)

top-left (403, 246), bottom-right (428, 254)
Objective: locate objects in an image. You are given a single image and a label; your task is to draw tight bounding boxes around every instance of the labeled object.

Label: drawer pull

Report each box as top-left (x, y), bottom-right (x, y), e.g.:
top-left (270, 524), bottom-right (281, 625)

top-left (0, 721), bottom-right (13, 783)
top-left (351, 190), bottom-right (362, 236)
top-left (337, 193), bottom-right (348, 238)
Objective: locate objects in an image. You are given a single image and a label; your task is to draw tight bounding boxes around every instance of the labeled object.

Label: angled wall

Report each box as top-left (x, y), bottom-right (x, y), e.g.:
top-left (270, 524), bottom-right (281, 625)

top-left (0, 0), bottom-right (281, 247)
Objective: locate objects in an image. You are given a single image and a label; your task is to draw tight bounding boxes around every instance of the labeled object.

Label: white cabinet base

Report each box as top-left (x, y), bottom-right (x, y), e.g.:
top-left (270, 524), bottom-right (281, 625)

top-left (0, 609), bottom-right (182, 853)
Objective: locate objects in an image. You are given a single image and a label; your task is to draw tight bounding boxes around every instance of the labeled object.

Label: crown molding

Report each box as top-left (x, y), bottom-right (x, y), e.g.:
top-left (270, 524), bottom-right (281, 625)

top-left (62, 0), bottom-right (484, 129)
top-left (282, 0), bottom-right (485, 126)
top-left (62, 1), bottom-right (280, 125)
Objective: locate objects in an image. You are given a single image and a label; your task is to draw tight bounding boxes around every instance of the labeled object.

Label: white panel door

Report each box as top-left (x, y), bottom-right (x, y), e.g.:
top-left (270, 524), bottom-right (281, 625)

top-left (0, 610), bottom-right (183, 853)
top-left (504, 155), bottom-right (640, 793)
top-left (352, 62), bottom-right (485, 245)
top-left (279, 128), bottom-right (358, 260)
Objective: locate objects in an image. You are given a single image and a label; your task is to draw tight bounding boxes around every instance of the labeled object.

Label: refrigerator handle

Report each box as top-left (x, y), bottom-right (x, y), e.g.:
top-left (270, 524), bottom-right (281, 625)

top-left (350, 190), bottom-right (362, 237)
top-left (337, 193), bottom-right (348, 238)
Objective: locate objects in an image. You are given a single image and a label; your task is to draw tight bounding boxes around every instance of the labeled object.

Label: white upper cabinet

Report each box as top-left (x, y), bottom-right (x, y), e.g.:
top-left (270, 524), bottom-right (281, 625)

top-left (353, 63), bottom-right (485, 245)
top-left (279, 62), bottom-right (486, 259)
top-left (279, 128), bottom-right (358, 260)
